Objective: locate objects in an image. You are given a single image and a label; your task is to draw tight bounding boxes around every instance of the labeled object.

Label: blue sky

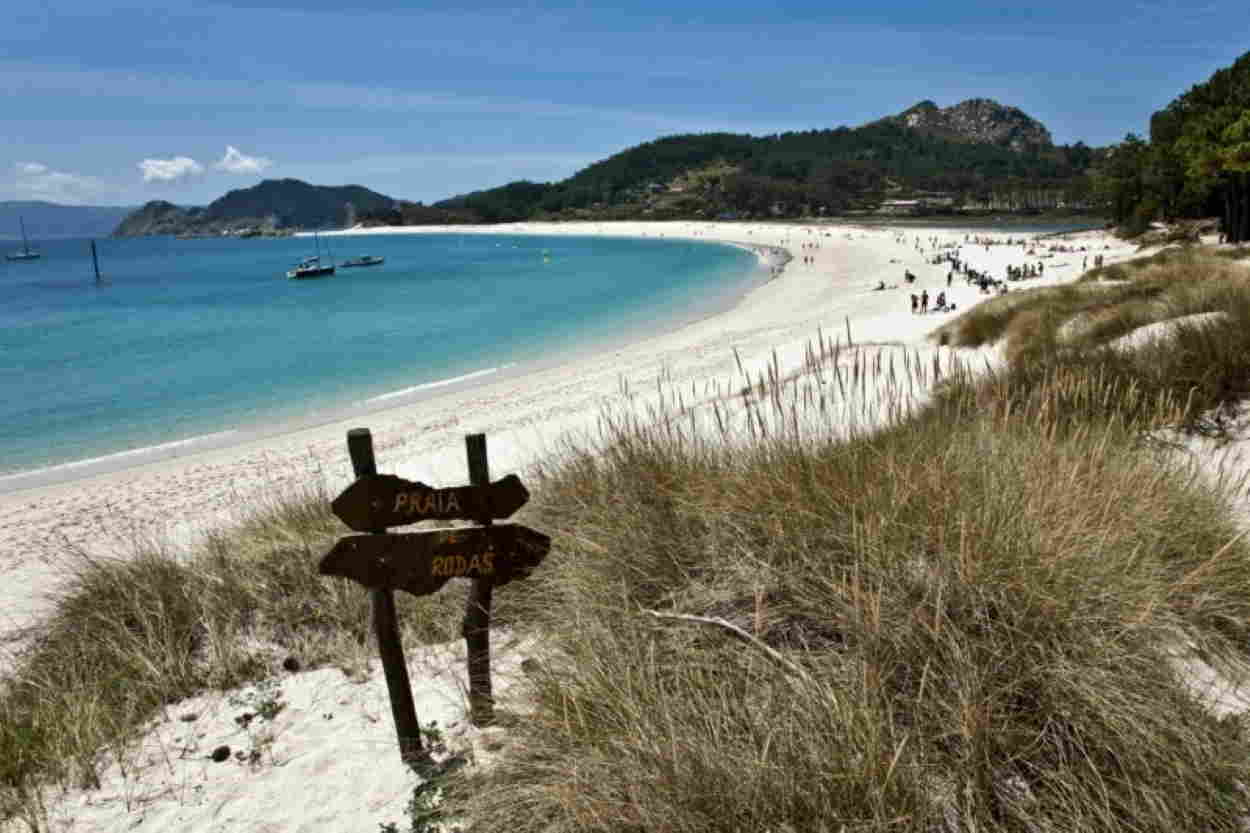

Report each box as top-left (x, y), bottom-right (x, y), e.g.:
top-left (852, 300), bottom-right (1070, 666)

top-left (3, 0), bottom-right (1246, 207)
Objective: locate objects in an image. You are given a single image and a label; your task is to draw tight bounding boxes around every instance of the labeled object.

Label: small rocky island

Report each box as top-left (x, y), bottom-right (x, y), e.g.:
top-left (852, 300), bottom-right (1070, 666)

top-left (112, 178), bottom-right (397, 238)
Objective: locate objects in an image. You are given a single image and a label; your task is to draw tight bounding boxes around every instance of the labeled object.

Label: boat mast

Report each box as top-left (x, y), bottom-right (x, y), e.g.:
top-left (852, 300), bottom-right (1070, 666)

top-left (19, 217), bottom-right (30, 255)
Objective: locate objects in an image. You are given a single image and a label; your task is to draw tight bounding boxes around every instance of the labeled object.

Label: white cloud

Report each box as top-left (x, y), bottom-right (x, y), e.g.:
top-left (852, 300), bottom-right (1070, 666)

top-left (138, 156), bottom-right (204, 183)
top-left (215, 145), bottom-right (272, 174)
top-left (13, 162), bottom-right (109, 205)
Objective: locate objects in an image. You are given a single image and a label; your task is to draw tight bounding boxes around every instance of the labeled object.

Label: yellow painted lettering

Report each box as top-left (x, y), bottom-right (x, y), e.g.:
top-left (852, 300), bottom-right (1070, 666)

top-left (431, 557), bottom-right (444, 576)
top-left (446, 492), bottom-right (460, 513)
top-left (482, 552), bottom-right (494, 572)
top-left (468, 555), bottom-right (482, 572)
top-left (393, 493), bottom-right (408, 513)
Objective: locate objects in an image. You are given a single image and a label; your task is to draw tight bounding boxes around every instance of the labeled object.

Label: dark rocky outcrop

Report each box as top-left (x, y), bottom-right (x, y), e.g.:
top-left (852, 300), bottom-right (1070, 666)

top-left (887, 98), bottom-right (1054, 153)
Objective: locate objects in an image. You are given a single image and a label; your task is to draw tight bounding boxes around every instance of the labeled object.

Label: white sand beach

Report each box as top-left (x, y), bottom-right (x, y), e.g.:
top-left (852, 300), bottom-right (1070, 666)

top-left (5, 219), bottom-right (1216, 832)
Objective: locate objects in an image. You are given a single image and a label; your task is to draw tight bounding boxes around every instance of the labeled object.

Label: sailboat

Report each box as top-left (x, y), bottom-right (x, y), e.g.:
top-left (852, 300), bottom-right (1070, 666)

top-left (286, 231), bottom-right (335, 279)
top-left (5, 217), bottom-right (40, 262)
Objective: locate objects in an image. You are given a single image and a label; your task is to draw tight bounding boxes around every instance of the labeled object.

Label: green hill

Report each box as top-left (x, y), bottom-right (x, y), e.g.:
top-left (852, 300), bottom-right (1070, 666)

top-left (407, 99), bottom-right (1101, 224)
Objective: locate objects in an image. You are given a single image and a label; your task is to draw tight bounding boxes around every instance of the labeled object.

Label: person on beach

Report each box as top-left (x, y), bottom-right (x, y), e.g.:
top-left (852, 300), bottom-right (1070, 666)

top-left (921, 290), bottom-right (929, 313)
top-left (911, 294), bottom-right (918, 314)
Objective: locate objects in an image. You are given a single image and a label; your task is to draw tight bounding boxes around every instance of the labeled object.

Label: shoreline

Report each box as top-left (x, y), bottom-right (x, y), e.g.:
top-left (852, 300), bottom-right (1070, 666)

top-left (0, 220), bottom-right (1139, 653)
top-left (0, 232), bottom-right (775, 494)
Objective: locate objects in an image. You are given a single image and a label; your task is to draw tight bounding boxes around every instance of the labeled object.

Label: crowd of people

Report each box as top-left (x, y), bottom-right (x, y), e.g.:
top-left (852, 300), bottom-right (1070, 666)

top-left (872, 229), bottom-right (1118, 314)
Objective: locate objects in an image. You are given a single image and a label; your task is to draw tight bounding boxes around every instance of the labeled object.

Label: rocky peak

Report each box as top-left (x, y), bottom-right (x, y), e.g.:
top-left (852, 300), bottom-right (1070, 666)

top-left (892, 98), bottom-right (1053, 152)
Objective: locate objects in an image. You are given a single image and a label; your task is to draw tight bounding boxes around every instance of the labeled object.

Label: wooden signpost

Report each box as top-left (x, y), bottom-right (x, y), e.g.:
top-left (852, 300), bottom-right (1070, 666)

top-left (331, 472), bottom-right (529, 531)
top-left (321, 525), bottom-right (550, 600)
top-left (320, 428), bottom-right (549, 767)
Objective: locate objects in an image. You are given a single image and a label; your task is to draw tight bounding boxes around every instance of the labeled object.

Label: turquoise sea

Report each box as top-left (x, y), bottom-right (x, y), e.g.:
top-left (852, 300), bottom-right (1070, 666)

top-left (0, 232), bottom-right (762, 490)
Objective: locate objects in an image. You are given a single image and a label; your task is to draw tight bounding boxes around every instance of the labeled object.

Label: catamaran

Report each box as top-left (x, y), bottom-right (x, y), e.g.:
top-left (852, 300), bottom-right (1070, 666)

top-left (287, 231), bottom-right (335, 279)
top-left (5, 217), bottom-right (40, 262)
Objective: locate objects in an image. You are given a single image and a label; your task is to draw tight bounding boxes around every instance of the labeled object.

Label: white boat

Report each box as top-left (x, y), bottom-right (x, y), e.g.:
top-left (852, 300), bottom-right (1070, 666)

top-left (287, 232), bottom-right (335, 279)
top-left (5, 217), bottom-right (40, 262)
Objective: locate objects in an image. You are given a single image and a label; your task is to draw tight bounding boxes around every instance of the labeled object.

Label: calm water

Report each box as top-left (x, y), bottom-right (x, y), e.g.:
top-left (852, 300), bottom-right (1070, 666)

top-left (0, 232), bottom-right (762, 488)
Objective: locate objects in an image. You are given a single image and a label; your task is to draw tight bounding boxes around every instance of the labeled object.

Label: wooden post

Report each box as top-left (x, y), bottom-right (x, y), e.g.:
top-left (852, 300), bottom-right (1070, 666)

top-left (346, 428), bottom-right (424, 766)
top-left (462, 433), bottom-right (495, 726)
top-left (90, 240), bottom-right (101, 285)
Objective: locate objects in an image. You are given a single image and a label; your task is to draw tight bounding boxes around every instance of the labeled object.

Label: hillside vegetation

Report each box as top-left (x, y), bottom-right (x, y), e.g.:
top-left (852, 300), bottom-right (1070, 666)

top-left (5, 247), bottom-right (1250, 832)
top-left (343, 99), bottom-right (1100, 226)
top-left (425, 107), bottom-right (1098, 223)
top-left (1096, 49), bottom-right (1250, 242)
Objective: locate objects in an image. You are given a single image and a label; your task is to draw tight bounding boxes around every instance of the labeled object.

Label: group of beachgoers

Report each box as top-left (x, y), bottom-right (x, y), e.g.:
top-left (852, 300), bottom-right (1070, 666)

top-left (929, 249), bottom-right (1013, 297)
top-left (908, 289), bottom-right (953, 314)
top-left (873, 268), bottom-right (959, 314)
top-left (873, 228), bottom-right (1126, 315)
top-left (875, 230), bottom-right (1129, 314)
top-left (799, 239), bottom-right (822, 266)
top-left (1006, 261), bottom-right (1046, 280)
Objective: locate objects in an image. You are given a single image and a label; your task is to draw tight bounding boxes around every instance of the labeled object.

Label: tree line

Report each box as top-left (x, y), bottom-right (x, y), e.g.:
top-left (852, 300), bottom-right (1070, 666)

top-left (1095, 50), bottom-right (1250, 242)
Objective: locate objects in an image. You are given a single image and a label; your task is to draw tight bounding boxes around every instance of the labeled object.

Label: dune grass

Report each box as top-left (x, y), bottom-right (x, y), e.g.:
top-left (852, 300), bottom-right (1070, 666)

top-left (444, 342), bottom-right (1250, 833)
top-left (5, 248), bottom-right (1250, 831)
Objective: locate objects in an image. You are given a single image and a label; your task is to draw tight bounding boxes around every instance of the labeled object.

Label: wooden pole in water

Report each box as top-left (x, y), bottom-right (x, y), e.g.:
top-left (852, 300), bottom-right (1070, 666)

top-left (90, 240), bottom-right (101, 284)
